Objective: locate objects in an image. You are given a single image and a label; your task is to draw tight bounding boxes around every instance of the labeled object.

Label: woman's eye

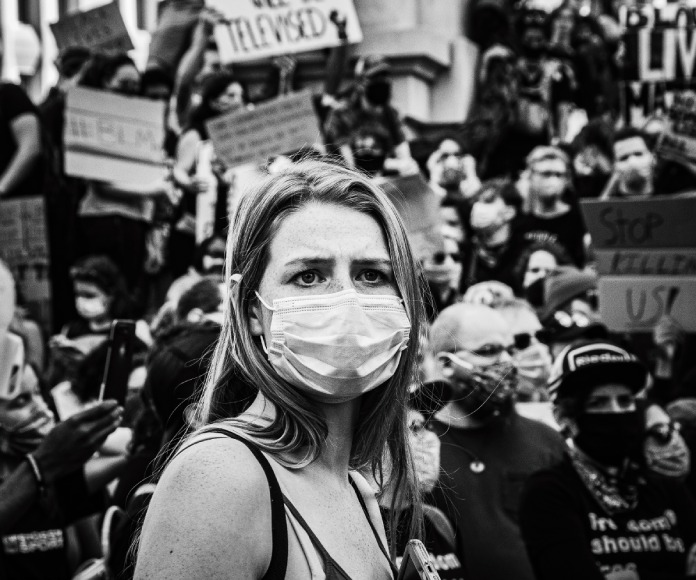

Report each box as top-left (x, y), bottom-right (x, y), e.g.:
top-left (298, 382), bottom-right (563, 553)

top-left (359, 270), bottom-right (388, 284)
top-left (294, 271), bottom-right (322, 286)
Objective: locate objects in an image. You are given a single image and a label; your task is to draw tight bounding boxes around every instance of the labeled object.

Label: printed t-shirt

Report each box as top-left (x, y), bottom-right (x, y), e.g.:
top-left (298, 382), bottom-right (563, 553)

top-left (520, 455), bottom-right (696, 580)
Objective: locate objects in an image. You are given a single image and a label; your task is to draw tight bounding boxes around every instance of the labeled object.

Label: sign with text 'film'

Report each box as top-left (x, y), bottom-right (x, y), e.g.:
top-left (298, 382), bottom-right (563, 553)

top-left (582, 193), bottom-right (696, 332)
top-left (50, 1), bottom-right (133, 52)
top-left (207, 0), bottom-right (362, 63)
top-left (206, 90), bottom-right (320, 168)
top-left (0, 197), bottom-right (51, 332)
top-left (64, 87), bottom-right (166, 183)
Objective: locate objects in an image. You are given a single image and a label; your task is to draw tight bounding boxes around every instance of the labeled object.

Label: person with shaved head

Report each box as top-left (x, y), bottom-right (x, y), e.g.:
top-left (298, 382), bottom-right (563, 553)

top-left (423, 302), bottom-right (566, 580)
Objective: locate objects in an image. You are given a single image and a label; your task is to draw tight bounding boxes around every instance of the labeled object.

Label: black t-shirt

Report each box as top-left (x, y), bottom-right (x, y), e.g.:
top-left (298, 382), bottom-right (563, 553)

top-left (0, 82), bottom-right (44, 198)
top-left (520, 455), bottom-right (696, 580)
top-left (426, 412), bottom-right (567, 580)
top-left (512, 204), bottom-right (587, 267)
top-left (0, 467), bottom-right (104, 580)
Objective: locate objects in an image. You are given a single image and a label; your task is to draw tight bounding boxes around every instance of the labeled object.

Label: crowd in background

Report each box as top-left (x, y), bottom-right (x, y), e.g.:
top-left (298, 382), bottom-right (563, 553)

top-left (3, 0), bottom-right (696, 579)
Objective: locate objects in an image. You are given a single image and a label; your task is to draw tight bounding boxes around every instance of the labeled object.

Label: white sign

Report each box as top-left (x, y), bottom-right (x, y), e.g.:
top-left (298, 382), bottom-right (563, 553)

top-left (207, 0), bottom-right (363, 63)
top-left (64, 87), bottom-right (166, 183)
top-left (206, 90), bottom-right (320, 168)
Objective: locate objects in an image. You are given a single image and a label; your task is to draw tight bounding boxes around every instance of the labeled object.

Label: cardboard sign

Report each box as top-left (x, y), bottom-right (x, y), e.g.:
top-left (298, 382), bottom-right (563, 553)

top-left (656, 90), bottom-right (696, 172)
top-left (0, 197), bottom-right (52, 332)
top-left (206, 90), bottom-right (320, 168)
top-left (581, 194), bottom-right (696, 249)
top-left (207, 0), bottom-right (362, 63)
top-left (64, 87), bottom-right (166, 183)
top-left (595, 249), bottom-right (696, 276)
top-left (50, 1), bottom-right (133, 52)
top-left (376, 173), bottom-right (442, 259)
top-left (598, 276), bottom-right (696, 332)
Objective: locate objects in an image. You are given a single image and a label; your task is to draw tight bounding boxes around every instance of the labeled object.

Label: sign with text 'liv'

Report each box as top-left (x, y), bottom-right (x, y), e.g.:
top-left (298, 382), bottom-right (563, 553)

top-left (206, 90), bottom-right (320, 168)
top-left (64, 87), bottom-right (166, 183)
top-left (50, 1), bottom-right (133, 52)
top-left (207, 0), bottom-right (362, 63)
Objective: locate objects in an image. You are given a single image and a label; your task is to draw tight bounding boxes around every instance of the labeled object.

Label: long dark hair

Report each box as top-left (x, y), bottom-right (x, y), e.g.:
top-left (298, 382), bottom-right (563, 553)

top-left (185, 72), bottom-right (246, 139)
top-left (78, 53), bottom-right (138, 90)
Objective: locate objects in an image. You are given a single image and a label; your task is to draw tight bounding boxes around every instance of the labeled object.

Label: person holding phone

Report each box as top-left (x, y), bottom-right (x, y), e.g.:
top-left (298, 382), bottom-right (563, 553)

top-left (136, 159), bottom-right (425, 578)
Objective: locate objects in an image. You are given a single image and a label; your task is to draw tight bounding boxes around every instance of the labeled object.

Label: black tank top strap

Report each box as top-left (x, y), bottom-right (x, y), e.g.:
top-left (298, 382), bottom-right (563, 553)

top-left (282, 495), bottom-right (353, 580)
top-left (348, 476), bottom-right (399, 578)
top-left (195, 428), bottom-right (288, 580)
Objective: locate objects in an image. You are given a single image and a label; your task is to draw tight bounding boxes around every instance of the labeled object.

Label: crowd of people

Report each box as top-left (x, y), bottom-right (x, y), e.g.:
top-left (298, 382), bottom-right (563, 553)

top-left (2, 0), bottom-right (696, 579)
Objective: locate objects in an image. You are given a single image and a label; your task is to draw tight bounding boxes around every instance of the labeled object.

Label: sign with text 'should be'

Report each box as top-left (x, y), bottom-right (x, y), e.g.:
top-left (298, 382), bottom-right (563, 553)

top-left (206, 90), bottom-right (320, 168)
top-left (206, 0), bottom-right (363, 63)
top-left (64, 87), bottom-right (166, 183)
top-left (50, 1), bottom-right (133, 52)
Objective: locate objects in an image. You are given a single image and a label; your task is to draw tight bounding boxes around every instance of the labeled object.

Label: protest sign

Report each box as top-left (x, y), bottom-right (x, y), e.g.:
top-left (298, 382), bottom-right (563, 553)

top-left (598, 276), bottom-right (696, 332)
top-left (50, 1), bottom-right (133, 52)
top-left (206, 90), bottom-right (320, 168)
top-left (583, 193), bottom-right (696, 333)
top-left (580, 193), bottom-right (696, 249)
top-left (376, 173), bottom-right (442, 259)
top-left (0, 197), bottom-right (52, 332)
top-left (656, 90), bottom-right (696, 172)
top-left (64, 87), bottom-right (166, 183)
top-left (595, 249), bottom-right (696, 276)
top-left (207, 0), bottom-right (362, 63)
top-left (619, 0), bottom-right (696, 125)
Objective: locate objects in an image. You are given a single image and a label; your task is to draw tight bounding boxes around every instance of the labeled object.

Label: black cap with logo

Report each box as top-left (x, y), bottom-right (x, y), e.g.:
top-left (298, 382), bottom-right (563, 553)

top-left (547, 339), bottom-right (648, 403)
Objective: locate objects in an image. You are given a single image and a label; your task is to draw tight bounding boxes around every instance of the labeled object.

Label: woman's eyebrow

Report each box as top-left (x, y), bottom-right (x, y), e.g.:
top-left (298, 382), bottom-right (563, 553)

top-left (282, 257), bottom-right (335, 268)
top-left (352, 258), bottom-right (393, 268)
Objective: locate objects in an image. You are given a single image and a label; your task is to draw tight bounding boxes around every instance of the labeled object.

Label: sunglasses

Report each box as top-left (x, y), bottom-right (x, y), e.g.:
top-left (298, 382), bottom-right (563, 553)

top-left (465, 343), bottom-right (516, 359)
top-left (645, 421), bottom-right (680, 445)
top-left (432, 251), bottom-right (462, 265)
top-left (513, 330), bottom-right (551, 350)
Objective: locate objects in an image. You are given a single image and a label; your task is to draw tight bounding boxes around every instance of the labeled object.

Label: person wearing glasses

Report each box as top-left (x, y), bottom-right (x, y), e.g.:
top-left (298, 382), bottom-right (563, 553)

top-left (513, 145), bottom-right (588, 268)
top-left (520, 340), bottom-right (696, 580)
top-left (422, 302), bottom-right (566, 580)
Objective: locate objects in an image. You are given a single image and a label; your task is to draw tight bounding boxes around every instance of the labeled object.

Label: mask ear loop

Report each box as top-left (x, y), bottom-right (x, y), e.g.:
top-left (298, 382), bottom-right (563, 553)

top-left (259, 335), bottom-right (269, 355)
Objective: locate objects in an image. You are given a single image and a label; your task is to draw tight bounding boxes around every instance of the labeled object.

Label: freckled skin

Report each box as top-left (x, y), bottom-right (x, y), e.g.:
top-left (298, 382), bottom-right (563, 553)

top-left (251, 202), bottom-right (398, 338)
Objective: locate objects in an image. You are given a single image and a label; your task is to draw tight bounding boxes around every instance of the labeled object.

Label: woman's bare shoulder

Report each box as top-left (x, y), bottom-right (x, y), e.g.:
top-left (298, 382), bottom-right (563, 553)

top-left (134, 436), bottom-right (274, 580)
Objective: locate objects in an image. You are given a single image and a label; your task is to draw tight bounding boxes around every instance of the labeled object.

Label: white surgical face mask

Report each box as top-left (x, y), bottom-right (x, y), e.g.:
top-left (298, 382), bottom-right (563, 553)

top-left (514, 342), bottom-right (553, 394)
top-left (256, 289), bottom-right (411, 404)
top-left (75, 296), bottom-right (108, 320)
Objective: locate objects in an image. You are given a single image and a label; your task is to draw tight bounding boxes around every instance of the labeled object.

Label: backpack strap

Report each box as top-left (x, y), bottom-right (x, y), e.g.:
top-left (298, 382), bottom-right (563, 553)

top-left (192, 427), bottom-right (288, 579)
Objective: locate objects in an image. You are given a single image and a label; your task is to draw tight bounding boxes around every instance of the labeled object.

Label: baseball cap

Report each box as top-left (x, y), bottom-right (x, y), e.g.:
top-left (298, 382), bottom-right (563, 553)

top-left (547, 339), bottom-right (648, 403)
top-left (538, 266), bottom-right (598, 323)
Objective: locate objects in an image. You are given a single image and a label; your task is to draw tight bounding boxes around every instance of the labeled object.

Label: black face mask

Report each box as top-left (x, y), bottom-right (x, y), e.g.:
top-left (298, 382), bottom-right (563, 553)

top-left (574, 173), bottom-right (610, 198)
top-left (575, 411), bottom-right (645, 466)
top-left (364, 80), bottom-right (392, 107)
top-left (353, 152), bottom-right (386, 175)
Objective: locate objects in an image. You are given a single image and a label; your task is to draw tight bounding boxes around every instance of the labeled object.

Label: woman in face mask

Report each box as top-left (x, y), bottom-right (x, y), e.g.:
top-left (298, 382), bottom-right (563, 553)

top-left (47, 256), bottom-right (140, 387)
top-left (136, 159), bottom-right (426, 579)
top-left (520, 339), bottom-right (696, 580)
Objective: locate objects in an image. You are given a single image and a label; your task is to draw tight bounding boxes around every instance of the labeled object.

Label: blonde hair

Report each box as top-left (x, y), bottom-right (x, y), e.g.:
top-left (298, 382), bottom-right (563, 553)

top-left (195, 159), bottom-right (426, 551)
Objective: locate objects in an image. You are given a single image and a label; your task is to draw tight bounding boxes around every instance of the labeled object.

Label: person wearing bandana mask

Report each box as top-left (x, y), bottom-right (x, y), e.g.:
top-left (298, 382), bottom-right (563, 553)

top-left (494, 298), bottom-right (553, 402)
top-left (324, 55), bottom-right (419, 177)
top-left (520, 340), bottom-right (696, 580)
top-left (423, 303), bottom-right (566, 580)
